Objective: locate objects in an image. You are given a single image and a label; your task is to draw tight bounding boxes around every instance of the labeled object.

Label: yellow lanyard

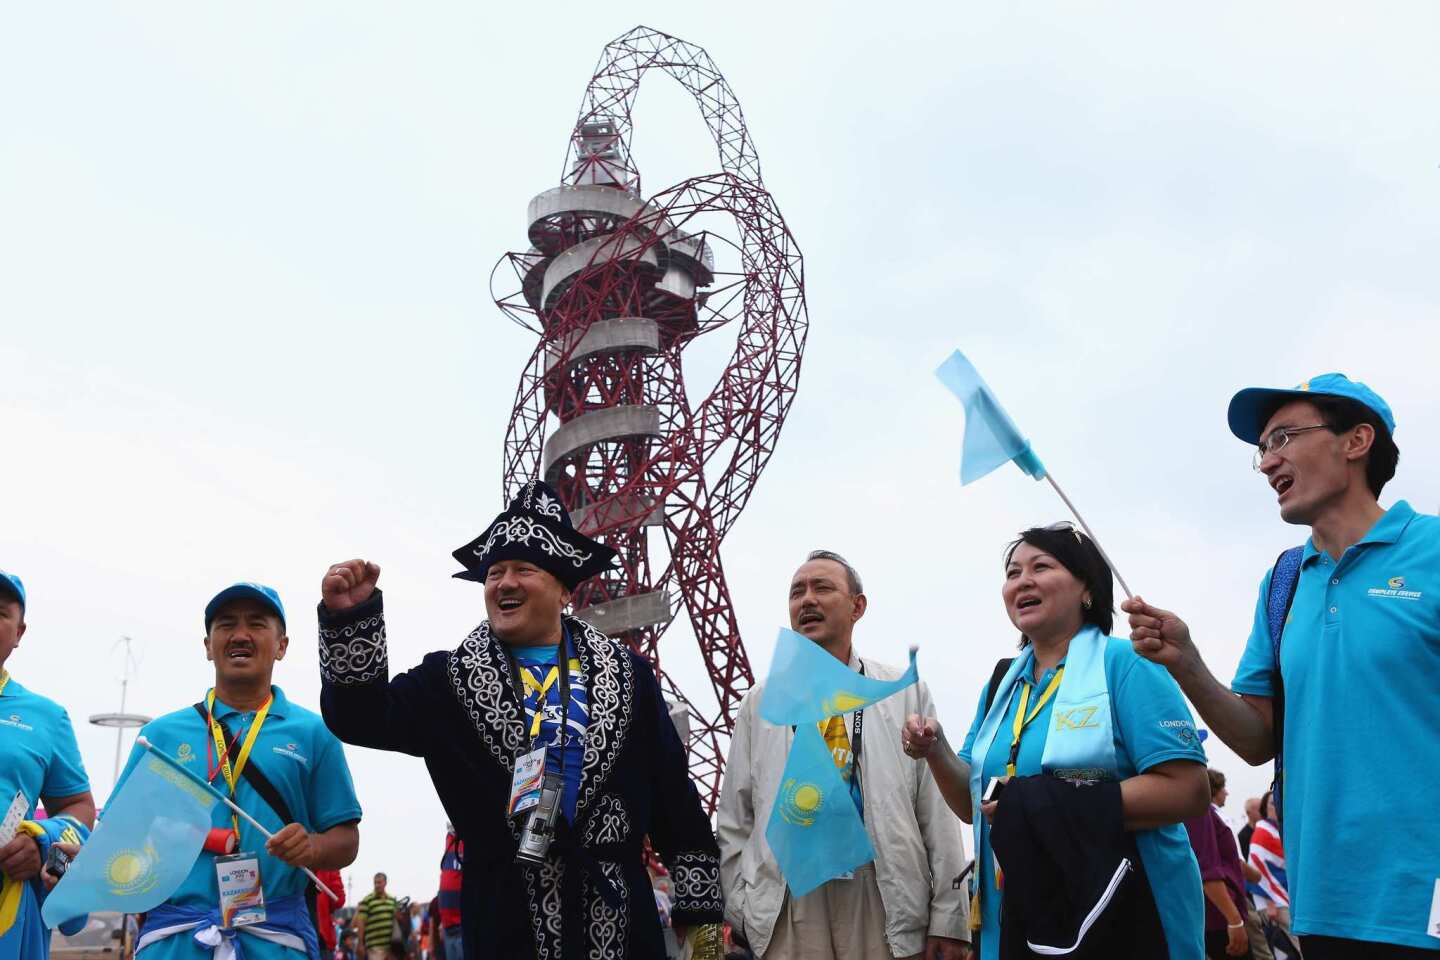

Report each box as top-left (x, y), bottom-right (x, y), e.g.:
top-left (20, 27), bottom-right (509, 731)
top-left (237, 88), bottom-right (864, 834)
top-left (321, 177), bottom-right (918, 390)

top-left (520, 666), bottom-right (562, 741)
top-left (0, 671), bottom-right (9, 698)
top-left (205, 689), bottom-right (273, 837)
top-left (1006, 668), bottom-right (1064, 778)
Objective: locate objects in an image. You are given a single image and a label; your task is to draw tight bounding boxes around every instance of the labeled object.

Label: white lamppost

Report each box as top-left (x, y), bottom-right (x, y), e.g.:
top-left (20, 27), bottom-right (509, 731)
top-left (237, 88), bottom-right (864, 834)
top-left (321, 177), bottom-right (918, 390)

top-left (88, 636), bottom-right (151, 793)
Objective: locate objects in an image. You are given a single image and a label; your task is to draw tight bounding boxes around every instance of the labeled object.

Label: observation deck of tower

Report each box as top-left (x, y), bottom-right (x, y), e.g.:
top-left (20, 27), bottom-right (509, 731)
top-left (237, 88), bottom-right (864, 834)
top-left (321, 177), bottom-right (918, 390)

top-left (492, 26), bottom-right (808, 809)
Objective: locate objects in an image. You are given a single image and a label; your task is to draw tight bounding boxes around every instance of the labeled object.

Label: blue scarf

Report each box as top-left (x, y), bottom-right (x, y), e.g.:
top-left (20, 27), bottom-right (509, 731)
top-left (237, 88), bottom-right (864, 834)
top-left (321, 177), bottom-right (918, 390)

top-left (967, 627), bottom-right (1201, 959)
top-left (967, 626), bottom-right (1117, 871)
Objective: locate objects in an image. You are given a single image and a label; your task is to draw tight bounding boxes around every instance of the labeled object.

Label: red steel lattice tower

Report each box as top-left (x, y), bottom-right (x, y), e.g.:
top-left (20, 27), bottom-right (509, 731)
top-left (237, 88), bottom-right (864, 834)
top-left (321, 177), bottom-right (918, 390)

top-left (490, 25), bottom-right (807, 810)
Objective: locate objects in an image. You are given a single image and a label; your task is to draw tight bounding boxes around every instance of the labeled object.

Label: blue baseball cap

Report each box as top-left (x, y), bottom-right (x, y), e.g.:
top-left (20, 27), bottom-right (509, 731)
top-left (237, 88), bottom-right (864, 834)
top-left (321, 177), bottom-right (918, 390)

top-left (1227, 373), bottom-right (1396, 445)
top-left (204, 582), bottom-right (286, 632)
top-left (0, 571), bottom-right (25, 614)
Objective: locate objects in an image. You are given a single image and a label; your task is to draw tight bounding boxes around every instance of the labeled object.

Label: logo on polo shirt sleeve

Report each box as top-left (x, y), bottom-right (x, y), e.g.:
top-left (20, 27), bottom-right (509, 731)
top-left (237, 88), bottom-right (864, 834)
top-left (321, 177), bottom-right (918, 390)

top-left (1159, 718), bottom-right (1198, 745)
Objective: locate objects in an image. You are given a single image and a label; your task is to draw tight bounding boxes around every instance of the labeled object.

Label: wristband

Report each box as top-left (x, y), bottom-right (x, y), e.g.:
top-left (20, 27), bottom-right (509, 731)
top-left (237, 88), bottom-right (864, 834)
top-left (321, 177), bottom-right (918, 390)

top-left (1227, 921), bottom-right (1245, 928)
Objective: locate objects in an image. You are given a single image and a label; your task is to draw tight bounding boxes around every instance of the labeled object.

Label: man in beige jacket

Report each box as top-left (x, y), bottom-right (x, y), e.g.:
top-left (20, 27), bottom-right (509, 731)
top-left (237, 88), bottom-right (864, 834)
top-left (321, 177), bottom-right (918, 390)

top-left (717, 551), bottom-right (971, 960)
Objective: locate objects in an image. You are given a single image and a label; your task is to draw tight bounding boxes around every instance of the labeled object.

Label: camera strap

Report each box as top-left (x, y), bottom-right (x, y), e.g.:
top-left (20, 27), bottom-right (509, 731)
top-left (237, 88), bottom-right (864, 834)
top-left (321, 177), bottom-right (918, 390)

top-left (794, 663), bottom-right (867, 779)
top-left (850, 709), bottom-right (863, 762)
top-left (850, 662), bottom-right (866, 767)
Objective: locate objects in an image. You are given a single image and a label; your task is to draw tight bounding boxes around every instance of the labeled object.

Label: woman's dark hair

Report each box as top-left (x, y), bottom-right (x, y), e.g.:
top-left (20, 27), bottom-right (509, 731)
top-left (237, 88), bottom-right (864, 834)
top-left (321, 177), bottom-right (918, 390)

top-left (1003, 524), bottom-right (1116, 643)
top-left (1259, 789), bottom-right (1274, 821)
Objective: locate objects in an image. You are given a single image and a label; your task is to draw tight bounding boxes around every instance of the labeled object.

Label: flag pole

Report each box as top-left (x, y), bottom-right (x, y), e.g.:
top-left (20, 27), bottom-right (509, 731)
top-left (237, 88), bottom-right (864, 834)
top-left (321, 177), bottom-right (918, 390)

top-left (1043, 474), bottom-right (1134, 600)
top-left (137, 736), bottom-right (338, 900)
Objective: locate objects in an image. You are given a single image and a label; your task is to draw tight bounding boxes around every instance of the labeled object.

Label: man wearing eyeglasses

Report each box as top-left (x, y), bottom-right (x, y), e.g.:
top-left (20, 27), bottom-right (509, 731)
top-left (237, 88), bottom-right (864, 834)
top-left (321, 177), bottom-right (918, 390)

top-left (1124, 374), bottom-right (1439, 959)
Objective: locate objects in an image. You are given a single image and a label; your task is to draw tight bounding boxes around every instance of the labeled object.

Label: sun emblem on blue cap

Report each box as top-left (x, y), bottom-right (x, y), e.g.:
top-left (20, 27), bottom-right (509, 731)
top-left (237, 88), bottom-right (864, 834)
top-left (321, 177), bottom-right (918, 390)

top-left (1388, 576), bottom-right (1405, 590)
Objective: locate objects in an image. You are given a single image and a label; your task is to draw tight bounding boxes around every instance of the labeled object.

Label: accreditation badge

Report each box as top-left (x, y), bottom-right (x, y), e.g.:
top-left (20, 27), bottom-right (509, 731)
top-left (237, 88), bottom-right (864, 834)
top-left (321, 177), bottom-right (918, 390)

top-left (508, 746), bottom-right (548, 819)
top-left (216, 852), bottom-right (267, 928)
top-left (0, 791), bottom-right (28, 846)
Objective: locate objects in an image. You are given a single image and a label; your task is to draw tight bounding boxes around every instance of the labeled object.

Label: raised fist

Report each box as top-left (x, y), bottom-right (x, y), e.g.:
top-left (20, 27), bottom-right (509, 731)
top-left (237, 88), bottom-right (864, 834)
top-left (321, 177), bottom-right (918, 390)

top-left (322, 560), bottom-right (381, 612)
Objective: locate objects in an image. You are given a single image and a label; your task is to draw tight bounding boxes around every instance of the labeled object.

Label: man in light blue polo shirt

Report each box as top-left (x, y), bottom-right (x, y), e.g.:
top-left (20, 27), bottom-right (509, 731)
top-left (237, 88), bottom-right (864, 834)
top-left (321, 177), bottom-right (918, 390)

top-left (0, 570), bottom-right (96, 960)
top-left (1124, 374), bottom-right (1439, 957)
top-left (118, 583), bottom-right (361, 960)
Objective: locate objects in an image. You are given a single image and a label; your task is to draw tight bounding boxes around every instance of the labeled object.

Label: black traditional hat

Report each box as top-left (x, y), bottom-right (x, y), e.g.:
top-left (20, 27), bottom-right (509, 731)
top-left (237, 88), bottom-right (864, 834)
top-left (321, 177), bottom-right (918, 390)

top-left (451, 479), bottom-right (618, 590)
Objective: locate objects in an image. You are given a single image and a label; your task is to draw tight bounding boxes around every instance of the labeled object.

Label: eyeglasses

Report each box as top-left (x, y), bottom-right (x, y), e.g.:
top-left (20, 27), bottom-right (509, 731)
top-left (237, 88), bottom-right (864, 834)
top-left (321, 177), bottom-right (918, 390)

top-left (1252, 424), bottom-right (1328, 471)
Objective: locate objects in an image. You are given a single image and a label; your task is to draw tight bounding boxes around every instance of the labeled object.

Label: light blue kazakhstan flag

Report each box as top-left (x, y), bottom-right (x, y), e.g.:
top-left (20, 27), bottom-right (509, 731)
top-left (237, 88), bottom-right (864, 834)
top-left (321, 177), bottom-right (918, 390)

top-left (43, 748), bottom-right (216, 927)
top-left (935, 349), bottom-right (1047, 485)
top-left (936, 348), bottom-right (1136, 596)
top-left (761, 628), bottom-right (919, 896)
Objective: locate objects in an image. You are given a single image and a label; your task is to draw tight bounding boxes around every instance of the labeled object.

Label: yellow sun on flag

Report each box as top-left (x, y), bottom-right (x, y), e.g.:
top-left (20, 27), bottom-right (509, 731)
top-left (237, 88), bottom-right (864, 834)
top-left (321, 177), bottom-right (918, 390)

top-left (778, 778), bottom-right (825, 827)
top-left (107, 853), bottom-right (145, 886)
top-left (820, 692), bottom-right (867, 715)
top-left (104, 843), bottom-right (160, 897)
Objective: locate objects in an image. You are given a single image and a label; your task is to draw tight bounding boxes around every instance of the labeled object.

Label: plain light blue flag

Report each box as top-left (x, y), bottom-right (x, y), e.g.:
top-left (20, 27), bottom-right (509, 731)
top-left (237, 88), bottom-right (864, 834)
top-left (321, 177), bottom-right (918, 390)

top-left (760, 628), bottom-right (918, 725)
top-left (764, 722), bottom-right (875, 897)
top-left (42, 750), bottom-right (216, 927)
top-left (935, 349), bottom-right (1047, 485)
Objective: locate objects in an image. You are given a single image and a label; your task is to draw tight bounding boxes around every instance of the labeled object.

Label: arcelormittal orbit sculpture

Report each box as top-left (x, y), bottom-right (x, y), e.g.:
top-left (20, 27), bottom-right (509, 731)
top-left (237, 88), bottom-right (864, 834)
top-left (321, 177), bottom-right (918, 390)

top-left (490, 25), bottom-right (808, 810)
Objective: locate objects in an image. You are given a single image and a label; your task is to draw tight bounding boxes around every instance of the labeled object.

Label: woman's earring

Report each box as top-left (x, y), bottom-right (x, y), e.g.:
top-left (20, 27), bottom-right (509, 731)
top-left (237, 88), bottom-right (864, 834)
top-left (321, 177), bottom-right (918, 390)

top-left (1082, 597), bottom-right (1093, 610)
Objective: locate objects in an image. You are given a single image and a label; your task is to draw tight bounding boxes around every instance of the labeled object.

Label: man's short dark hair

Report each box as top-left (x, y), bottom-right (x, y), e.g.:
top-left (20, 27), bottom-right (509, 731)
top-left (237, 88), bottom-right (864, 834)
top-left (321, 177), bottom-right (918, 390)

top-left (1207, 768), bottom-right (1226, 795)
top-left (1263, 394), bottom-right (1399, 496)
top-left (805, 550), bottom-right (863, 595)
top-left (1313, 395), bottom-right (1399, 497)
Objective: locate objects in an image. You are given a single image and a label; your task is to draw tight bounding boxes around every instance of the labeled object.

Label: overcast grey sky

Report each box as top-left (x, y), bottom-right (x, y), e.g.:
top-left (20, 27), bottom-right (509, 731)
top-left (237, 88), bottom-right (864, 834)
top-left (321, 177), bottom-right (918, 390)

top-left (3, 2), bottom-right (1437, 901)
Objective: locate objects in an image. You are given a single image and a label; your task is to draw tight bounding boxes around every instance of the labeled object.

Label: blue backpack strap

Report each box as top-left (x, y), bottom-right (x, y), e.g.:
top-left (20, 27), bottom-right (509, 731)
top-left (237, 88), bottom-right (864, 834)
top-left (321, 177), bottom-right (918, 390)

top-left (1264, 546), bottom-right (1304, 830)
top-left (1266, 547), bottom-right (1304, 654)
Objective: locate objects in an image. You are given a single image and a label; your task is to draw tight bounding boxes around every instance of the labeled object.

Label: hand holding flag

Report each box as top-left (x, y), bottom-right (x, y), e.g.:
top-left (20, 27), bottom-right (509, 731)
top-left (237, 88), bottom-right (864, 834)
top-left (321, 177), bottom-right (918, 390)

top-left (42, 744), bottom-right (217, 927)
top-left (42, 737), bottom-right (337, 928)
top-left (128, 738), bottom-right (338, 899)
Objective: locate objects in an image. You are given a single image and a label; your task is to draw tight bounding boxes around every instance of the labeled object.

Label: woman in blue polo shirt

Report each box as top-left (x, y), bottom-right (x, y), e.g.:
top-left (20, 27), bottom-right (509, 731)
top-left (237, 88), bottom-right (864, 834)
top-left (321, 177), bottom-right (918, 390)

top-left (902, 525), bottom-right (1212, 959)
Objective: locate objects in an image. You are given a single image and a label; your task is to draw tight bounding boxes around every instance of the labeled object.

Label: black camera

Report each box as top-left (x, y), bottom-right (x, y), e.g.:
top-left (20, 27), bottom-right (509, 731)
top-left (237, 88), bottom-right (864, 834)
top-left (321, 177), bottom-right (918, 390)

top-left (515, 772), bottom-right (564, 865)
top-left (44, 844), bottom-right (72, 880)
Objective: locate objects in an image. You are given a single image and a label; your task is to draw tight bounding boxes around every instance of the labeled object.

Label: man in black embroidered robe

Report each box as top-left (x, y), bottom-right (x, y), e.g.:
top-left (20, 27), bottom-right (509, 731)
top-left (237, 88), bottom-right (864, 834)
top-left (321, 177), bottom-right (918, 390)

top-left (316, 480), bottom-right (724, 960)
